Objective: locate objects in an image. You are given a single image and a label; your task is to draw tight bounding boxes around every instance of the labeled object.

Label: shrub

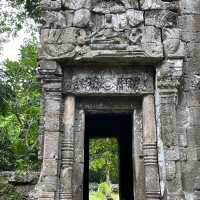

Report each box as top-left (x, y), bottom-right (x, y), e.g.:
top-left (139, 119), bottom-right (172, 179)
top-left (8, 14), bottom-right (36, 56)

top-left (98, 182), bottom-right (112, 197)
top-left (90, 191), bottom-right (104, 200)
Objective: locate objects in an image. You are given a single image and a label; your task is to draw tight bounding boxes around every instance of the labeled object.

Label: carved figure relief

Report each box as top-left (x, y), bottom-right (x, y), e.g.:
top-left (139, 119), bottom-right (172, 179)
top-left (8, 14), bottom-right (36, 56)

top-left (40, 0), bottom-right (165, 59)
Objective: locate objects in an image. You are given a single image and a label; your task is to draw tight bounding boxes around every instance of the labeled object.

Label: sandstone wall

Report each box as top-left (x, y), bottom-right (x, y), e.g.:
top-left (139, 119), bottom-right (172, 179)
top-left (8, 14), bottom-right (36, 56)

top-left (177, 0), bottom-right (200, 199)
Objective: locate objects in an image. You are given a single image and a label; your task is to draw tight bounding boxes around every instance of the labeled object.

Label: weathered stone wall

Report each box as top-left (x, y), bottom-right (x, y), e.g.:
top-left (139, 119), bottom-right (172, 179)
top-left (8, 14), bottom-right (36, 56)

top-left (177, 1), bottom-right (200, 199)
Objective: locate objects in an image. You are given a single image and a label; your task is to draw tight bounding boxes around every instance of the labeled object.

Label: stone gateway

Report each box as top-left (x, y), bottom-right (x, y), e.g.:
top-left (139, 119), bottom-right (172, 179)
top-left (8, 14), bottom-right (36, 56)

top-left (32, 0), bottom-right (200, 199)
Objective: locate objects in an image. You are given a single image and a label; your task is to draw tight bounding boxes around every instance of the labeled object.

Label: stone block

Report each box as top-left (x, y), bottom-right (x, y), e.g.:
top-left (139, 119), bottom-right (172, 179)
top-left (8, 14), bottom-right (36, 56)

top-left (64, 10), bottom-right (74, 27)
top-left (44, 112), bottom-right (60, 132)
top-left (41, 11), bottom-right (66, 29)
top-left (176, 107), bottom-right (189, 127)
top-left (73, 9), bottom-right (91, 28)
top-left (166, 161), bottom-right (176, 181)
top-left (142, 26), bottom-right (163, 57)
top-left (40, 28), bottom-right (77, 44)
top-left (165, 146), bottom-right (180, 161)
top-left (140, 0), bottom-right (163, 10)
top-left (186, 146), bottom-right (198, 161)
top-left (180, 0), bottom-right (200, 14)
top-left (45, 97), bottom-right (61, 113)
top-left (145, 10), bottom-right (178, 28)
top-left (40, 0), bottom-right (61, 10)
top-left (163, 28), bottom-right (185, 58)
top-left (126, 9), bottom-right (144, 27)
top-left (62, 0), bottom-right (91, 9)
top-left (42, 82), bottom-right (62, 92)
top-left (188, 90), bottom-right (200, 107)
top-left (43, 132), bottom-right (60, 159)
top-left (182, 161), bottom-right (200, 192)
top-left (189, 107), bottom-right (200, 126)
top-left (42, 159), bottom-right (58, 176)
top-left (187, 127), bottom-right (200, 146)
top-left (179, 15), bottom-right (200, 33)
top-left (42, 176), bottom-right (57, 192)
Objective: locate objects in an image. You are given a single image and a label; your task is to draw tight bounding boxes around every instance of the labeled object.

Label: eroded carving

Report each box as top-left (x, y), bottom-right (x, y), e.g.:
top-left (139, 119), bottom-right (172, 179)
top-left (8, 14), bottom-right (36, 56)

top-left (64, 67), bottom-right (154, 95)
top-left (39, 0), bottom-right (165, 59)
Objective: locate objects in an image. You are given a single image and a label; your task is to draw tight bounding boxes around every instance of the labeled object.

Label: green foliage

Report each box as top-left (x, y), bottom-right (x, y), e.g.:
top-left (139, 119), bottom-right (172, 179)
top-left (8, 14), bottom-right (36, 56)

top-left (89, 191), bottom-right (104, 200)
top-left (9, 0), bottom-right (41, 21)
top-left (89, 138), bottom-right (119, 183)
top-left (0, 128), bottom-right (15, 171)
top-left (98, 182), bottom-right (112, 197)
top-left (0, 81), bottom-right (14, 116)
top-left (0, 0), bottom-right (40, 35)
top-left (0, 38), bottom-right (41, 171)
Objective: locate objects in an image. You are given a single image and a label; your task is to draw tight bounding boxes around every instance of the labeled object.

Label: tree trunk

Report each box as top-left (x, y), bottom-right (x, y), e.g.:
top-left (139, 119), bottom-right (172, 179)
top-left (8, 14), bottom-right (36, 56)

top-left (106, 169), bottom-right (111, 185)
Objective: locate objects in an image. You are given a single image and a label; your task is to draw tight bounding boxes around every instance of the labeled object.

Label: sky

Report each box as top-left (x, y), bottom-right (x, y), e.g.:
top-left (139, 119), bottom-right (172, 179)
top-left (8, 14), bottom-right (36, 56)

top-left (2, 31), bottom-right (28, 61)
top-left (0, 0), bottom-right (38, 64)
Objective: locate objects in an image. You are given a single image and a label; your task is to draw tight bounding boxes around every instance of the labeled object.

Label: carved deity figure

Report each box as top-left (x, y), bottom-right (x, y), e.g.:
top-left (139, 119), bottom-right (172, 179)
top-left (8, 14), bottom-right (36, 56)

top-left (91, 0), bottom-right (129, 44)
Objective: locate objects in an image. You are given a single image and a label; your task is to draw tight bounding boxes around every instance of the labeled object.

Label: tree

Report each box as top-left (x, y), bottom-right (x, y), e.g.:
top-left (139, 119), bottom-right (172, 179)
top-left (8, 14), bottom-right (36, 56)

top-left (89, 138), bottom-right (119, 184)
top-left (0, 0), bottom-right (40, 34)
top-left (0, 80), bottom-right (14, 116)
top-left (0, 38), bottom-right (41, 171)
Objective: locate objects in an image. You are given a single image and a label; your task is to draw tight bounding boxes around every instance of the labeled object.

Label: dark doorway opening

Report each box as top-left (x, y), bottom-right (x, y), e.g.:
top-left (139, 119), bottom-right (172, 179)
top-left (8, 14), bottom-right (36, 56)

top-left (84, 113), bottom-right (134, 200)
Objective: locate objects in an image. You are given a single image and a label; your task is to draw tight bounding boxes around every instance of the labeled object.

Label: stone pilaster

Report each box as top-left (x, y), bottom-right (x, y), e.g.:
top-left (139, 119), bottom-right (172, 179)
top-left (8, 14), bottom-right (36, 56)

top-left (59, 96), bottom-right (75, 200)
top-left (143, 95), bottom-right (161, 200)
top-left (33, 60), bottom-right (63, 200)
top-left (156, 59), bottom-right (185, 200)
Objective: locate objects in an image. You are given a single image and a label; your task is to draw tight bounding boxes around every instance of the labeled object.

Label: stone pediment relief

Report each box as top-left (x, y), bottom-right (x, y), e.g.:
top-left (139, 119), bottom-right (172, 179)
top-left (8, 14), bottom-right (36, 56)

top-left (39, 0), bottom-right (183, 61)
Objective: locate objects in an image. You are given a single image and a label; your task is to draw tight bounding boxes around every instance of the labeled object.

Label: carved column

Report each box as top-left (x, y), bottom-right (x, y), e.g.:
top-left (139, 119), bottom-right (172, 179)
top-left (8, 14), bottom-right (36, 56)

top-left (143, 95), bottom-right (161, 200)
top-left (59, 96), bottom-right (75, 200)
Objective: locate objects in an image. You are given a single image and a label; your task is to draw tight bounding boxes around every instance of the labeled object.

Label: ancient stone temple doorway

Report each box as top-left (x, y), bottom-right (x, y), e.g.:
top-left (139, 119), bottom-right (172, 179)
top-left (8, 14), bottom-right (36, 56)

top-left (84, 113), bottom-right (134, 200)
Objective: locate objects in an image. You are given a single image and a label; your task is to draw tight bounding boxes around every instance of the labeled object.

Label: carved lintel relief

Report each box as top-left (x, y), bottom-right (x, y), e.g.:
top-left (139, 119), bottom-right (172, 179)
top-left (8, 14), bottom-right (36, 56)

top-left (63, 66), bottom-right (154, 95)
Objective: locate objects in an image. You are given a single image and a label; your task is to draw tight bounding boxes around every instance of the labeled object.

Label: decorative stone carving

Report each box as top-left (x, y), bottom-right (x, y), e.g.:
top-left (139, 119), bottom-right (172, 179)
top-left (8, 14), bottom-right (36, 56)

top-left (145, 10), bottom-right (178, 28)
top-left (141, 26), bottom-right (163, 57)
top-left (141, 0), bottom-right (179, 11)
top-left (40, 28), bottom-right (77, 57)
top-left (157, 59), bottom-right (183, 90)
top-left (40, 0), bottom-right (62, 10)
top-left (156, 58), bottom-right (185, 200)
top-left (163, 28), bottom-right (185, 58)
top-left (39, 0), bottom-right (165, 60)
top-left (140, 0), bottom-right (163, 10)
top-left (41, 11), bottom-right (66, 29)
top-left (63, 66), bottom-right (154, 95)
top-left (62, 0), bottom-right (91, 9)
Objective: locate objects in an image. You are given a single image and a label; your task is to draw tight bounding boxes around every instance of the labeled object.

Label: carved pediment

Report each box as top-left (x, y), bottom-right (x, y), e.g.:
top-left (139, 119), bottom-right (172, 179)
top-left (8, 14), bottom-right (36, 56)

top-left (40, 0), bottom-right (183, 60)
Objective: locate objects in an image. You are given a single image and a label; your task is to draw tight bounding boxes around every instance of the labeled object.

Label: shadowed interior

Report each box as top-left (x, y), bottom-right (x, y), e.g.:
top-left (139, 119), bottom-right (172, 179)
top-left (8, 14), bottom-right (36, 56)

top-left (84, 113), bottom-right (134, 200)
